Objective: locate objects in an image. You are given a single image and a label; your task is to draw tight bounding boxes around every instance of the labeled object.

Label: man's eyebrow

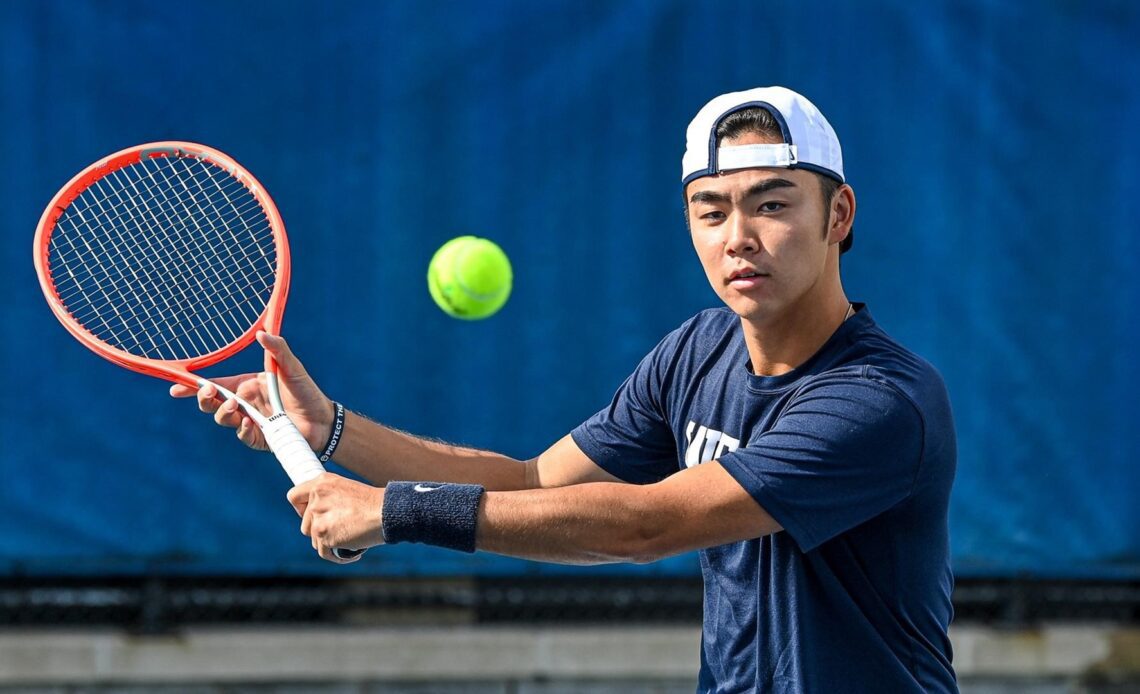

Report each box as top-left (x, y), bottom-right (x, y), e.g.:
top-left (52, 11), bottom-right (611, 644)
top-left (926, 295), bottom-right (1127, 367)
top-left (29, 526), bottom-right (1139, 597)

top-left (688, 178), bottom-right (797, 205)
top-left (746, 178), bottom-right (797, 197)
top-left (688, 190), bottom-right (731, 205)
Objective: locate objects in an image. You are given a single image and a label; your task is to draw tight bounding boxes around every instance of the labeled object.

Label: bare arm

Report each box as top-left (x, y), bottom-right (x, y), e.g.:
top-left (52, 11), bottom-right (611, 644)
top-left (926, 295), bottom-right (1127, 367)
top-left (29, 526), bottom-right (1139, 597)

top-left (331, 420), bottom-right (619, 492)
top-left (291, 454), bottom-right (780, 564)
top-left (329, 410), bottom-right (527, 490)
top-left (476, 459), bottom-right (781, 564)
top-left (176, 332), bottom-right (733, 563)
top-left (171, 333), bottom-right (621, 492)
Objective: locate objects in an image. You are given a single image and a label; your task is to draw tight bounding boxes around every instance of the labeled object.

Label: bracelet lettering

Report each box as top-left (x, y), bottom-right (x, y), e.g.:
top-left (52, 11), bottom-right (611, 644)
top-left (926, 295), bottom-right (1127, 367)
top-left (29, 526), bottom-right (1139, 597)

top-left (381, 481), bottom-right (485, 553)
top-left (318, 401), bottom-right (345, 462)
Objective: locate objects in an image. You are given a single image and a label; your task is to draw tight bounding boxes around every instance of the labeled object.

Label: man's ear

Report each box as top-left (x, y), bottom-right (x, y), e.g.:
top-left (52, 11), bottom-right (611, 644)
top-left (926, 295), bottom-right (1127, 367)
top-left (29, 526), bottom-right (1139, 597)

top-left (829, 184), bottom-right (856, 246)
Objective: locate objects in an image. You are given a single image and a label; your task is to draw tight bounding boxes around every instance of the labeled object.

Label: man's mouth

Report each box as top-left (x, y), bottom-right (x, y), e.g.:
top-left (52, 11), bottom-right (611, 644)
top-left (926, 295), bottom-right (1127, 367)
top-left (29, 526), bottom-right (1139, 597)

top-left (728, 269), bottom-right (769, 283)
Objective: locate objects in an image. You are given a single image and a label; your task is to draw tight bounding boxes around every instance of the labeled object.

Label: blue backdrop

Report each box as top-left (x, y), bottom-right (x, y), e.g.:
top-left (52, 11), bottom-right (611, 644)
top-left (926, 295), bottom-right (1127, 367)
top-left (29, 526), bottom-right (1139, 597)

top-left (1, 0), bottom-right (1136, 578)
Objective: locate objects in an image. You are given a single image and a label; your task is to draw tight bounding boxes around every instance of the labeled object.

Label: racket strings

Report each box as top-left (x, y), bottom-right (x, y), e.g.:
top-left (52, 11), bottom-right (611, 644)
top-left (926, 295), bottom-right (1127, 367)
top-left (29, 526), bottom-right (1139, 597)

top-left (47, 155), bottom-right (279, 361)
top-left (55, 227), bottom-right (274, 359)
top-left (102, 156), bottom-right (276, 357)
top-left (55, 196), bottom-right (261, 352)
top-left (55, 175), bottom-right (274, 352)
top-left (55, 160), bottom-right (270, 356)
top-left (59, 171), bottom-right (268, 300)
top-left (61, 161), bottom-right (269, 307)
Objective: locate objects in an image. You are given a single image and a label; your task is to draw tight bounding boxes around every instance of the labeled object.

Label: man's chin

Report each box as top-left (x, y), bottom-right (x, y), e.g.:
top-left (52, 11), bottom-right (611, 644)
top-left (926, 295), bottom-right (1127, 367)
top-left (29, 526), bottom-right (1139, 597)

top-left (725, 298), bottom-right (776, 325)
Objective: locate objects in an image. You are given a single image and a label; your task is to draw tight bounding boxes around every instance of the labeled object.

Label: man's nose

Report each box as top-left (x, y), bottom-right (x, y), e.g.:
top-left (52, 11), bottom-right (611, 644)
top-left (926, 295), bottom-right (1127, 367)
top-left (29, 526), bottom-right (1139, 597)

top-left (724, 213), bottom-right (759, 256)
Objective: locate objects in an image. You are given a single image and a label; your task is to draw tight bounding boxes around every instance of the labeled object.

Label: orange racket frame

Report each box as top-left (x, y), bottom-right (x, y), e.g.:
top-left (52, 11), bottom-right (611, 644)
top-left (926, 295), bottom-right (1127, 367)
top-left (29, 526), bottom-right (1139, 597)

top-left (34, 141), bottom-right (290, 385)
top-left (33, 141), bottom-right (363, 561)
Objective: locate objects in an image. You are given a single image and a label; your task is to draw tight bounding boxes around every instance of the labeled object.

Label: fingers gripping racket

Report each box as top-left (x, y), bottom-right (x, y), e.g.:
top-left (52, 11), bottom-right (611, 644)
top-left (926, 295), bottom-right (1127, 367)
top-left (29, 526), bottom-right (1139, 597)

top-left (34, 142), bottom-right (362, 560)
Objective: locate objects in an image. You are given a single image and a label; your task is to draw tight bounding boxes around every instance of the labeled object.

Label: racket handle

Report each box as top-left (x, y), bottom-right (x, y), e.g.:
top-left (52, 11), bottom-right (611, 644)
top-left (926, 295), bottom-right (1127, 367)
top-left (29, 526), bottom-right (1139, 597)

top-left (262, 412), bottom-right (326, 485)
top-left (261, 413), bottom-right (365, 561)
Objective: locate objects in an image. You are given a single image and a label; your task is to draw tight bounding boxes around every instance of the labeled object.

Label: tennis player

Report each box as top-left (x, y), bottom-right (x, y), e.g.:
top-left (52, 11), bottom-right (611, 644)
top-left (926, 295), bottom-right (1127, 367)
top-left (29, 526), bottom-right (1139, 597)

top-left (176, 86), bottom-right (957, 692)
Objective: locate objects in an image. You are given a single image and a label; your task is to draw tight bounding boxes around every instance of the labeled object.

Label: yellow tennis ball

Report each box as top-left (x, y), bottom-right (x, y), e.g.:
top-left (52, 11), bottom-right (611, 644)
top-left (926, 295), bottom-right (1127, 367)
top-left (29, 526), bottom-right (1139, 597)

top-left (427, 236), bottom-right (513, 320)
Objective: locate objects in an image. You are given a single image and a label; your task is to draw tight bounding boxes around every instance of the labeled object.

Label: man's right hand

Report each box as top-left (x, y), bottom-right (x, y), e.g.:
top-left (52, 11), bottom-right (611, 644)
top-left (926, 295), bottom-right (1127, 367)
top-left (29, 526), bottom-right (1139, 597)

top-left (169, 332), bottom-right (335, 453)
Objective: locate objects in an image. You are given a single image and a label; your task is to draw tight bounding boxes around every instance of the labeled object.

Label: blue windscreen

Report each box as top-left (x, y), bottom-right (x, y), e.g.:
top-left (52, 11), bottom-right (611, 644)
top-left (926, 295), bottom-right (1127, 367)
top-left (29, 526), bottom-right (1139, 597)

top-left (2, 0), bottom-right (1136, 578)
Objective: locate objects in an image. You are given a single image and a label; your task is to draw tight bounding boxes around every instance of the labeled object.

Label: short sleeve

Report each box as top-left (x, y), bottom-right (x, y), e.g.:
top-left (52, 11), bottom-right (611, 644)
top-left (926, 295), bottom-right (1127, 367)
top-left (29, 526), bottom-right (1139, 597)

top-left (571, 340), bottom-right (680, 485)
top-left (717, 375), bottom-right (924, 552)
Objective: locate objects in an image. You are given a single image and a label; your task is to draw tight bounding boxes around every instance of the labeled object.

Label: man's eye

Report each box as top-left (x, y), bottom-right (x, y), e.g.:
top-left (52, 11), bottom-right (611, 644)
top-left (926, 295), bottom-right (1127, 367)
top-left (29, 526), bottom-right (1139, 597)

top-left (759, 202), bottom-right (785, 213)
top-left (700, 211), bottom-right (726, 222)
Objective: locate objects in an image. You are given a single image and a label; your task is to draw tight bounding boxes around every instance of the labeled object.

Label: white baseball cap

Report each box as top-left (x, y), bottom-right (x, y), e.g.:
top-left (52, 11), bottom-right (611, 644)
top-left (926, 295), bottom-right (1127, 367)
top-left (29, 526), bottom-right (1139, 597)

top-left (681, 86), bottom-right (844, 186)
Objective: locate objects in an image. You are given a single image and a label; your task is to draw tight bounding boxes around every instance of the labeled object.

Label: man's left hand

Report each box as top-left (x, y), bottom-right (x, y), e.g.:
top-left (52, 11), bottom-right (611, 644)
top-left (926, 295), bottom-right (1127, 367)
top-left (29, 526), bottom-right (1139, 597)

top-left (287, 472), bottom-right (385, 563)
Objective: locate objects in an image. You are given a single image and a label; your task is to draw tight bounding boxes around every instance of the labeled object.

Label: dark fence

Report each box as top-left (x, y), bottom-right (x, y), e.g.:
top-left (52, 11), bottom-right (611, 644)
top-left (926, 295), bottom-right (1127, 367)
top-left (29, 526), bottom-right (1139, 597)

top-left (3, 577), bottom-right (1138, 633)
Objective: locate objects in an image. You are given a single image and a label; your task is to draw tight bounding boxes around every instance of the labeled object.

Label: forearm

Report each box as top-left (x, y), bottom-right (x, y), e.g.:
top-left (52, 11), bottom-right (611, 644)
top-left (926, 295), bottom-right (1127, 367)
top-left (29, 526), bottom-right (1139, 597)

top-left (470, 462), bottom-right (777, 565)
top-left (367, 461), bottom-right (772, 567)
top-left (331, 410), bottom-right (531, 491)
top-left (475, 482), bottom-right (679, 565)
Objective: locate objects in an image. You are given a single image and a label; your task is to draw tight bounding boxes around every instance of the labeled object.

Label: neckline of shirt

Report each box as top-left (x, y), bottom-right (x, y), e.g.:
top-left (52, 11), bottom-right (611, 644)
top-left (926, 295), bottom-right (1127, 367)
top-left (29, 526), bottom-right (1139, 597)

top-left (742, 303), bottom-right (870, 393)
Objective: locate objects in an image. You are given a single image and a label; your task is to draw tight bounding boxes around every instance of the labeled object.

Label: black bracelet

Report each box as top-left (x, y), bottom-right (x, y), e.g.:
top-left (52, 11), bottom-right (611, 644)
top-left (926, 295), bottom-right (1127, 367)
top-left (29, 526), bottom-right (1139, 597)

top-left (381, 481), bottom-right (485, 553)
top-left (318, 401), bottom-right (345, 462)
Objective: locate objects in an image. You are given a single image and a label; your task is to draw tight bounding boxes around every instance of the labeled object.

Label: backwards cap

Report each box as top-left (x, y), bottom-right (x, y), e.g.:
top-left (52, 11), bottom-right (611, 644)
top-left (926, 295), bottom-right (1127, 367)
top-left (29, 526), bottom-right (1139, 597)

top-left (681, 86), bottom-right (844, 186)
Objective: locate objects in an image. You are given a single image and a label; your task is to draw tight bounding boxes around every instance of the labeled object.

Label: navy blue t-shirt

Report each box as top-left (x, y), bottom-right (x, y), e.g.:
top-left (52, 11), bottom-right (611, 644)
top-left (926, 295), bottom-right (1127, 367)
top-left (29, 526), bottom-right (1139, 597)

top-left (571, 306), bottom-right (957, 693)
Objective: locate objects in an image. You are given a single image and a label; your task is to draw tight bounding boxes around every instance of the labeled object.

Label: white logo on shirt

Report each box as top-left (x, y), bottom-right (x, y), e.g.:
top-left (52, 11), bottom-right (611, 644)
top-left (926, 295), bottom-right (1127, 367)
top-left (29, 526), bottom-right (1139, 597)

top-left (684, 421), bottom-right (740, 468)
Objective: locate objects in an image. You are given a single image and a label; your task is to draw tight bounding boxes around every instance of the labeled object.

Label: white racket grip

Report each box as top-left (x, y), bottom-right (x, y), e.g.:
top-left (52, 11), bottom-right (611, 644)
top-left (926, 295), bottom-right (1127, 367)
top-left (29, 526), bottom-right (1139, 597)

top-left (260, 412), bottom-right (366, 561)
top-left (261, 412), bottom-right (326, 485)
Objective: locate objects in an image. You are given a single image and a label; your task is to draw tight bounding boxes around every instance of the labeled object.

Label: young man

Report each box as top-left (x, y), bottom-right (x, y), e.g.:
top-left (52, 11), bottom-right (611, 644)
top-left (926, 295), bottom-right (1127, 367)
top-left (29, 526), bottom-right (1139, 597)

top-left (176, 86), bottom-right (957, 692)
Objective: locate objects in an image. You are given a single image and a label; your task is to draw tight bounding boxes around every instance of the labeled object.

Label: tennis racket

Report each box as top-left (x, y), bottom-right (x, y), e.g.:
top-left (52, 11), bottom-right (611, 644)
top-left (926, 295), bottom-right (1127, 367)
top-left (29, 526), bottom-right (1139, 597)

top-left (33, 141), bottom-right (362, 560)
